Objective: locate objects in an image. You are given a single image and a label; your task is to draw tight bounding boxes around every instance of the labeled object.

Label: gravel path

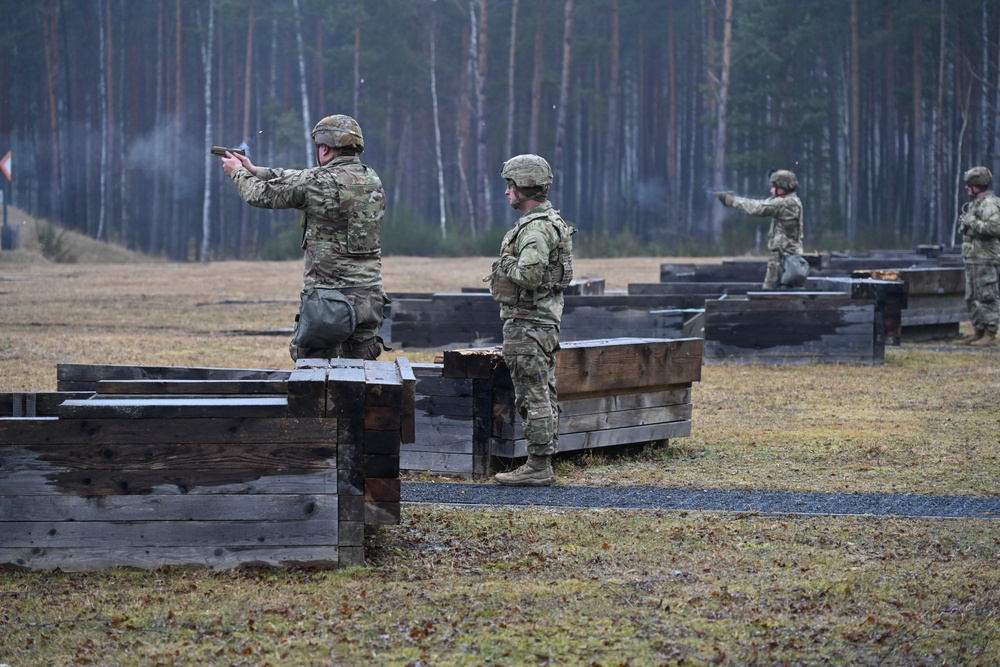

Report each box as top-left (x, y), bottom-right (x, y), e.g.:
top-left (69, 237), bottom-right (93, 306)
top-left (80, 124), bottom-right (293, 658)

top-left (403, 482), bottom-right (1000, 519)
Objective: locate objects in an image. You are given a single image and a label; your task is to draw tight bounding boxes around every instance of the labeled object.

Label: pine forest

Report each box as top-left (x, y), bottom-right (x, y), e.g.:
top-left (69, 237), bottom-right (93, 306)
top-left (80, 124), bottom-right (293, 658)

top-left (2, 0), bottom-right (999, 260)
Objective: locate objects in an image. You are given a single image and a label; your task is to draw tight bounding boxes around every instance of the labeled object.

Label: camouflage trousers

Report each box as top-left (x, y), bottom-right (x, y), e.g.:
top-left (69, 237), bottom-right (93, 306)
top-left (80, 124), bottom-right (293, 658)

top-left (964, 262), bottom-right (1000, 335)
top-left (502, 320), bottom-right (560, 456)
top-left (290, 286), bottom-right (390, 361)
top-left (762, 250), bottom-right (783, 289)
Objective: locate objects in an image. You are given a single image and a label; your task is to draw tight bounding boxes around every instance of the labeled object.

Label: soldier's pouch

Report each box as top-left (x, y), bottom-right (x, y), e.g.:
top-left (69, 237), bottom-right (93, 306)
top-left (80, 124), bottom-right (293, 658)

top-left (487, 258), bottom-right (520, 305)
top-left (293, 287), bottom-right (357, 349)
top-left (780, 254), bottom-right (810, 288)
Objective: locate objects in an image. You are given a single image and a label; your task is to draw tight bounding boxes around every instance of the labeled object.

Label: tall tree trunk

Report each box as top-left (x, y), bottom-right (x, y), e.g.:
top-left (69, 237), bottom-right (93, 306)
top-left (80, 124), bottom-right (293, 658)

top-left (239, 2), bottom-right (255, 257)
top-left (457, 22), bottom-right (476, 234)
top-left (911, 19), bottom-right (924, 244)
top-left (151, 0), bottom-right (165, 255)
top-left (602, 0), bottom-right (620, 233)
top-left (710, 0), bottom-right (732, 244)
top-left (553, 0), bottom-right (574, 196)
top-left (170, 0), bottom-right (185, 259)
top-left (429, 12), bottom-right (447, 237)
top-left (199, 0), bottom-right (215, 262)
top-left (97, 0), bottom-right (108, 241)
top-left (529, 12), bottom-right (544, 154)
top-left (475, 0), bottom-right (492, 230)
top-left (666, 0), bottom-right (679, 223)
top-left (934, 0), bottom-right (946, 245)
top-left (42, 0), bottom-right (62, 219)
top-left (504, 0), bottom-right (519, 160)
top-left (994, 11), bottom-right (1000, 183)
top-left (353, 19), bottom-right (361, 119)
top-left (848, 0), bottom-right (860, 244)
top-left (292, 0), bottom-right (312, 167)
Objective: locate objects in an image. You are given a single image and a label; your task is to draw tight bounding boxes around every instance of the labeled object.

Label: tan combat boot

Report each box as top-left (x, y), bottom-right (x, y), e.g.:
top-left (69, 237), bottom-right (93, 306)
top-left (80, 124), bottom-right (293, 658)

top-left (970, 331), bottom-right (997, 346)
top-left (962, 329), bottom-right (985, 345)
top-left (494, 454), bottom-right (555, 486)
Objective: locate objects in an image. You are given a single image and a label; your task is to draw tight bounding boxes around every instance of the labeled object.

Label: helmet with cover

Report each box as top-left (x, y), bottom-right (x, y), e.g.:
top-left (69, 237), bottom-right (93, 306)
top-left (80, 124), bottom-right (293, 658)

top-left (500, 154), bottom-right (553, 189)
top-left (311, 115), bottom-right (365, 151)
top-left (963, 166), bottom-right (993, 188)
top-left (768, 169), bottom-right (799, 193)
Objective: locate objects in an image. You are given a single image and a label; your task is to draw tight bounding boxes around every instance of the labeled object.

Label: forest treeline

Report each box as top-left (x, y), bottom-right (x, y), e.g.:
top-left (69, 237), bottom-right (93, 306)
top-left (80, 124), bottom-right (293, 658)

top-left (1, 0), bottom-right (999, 260)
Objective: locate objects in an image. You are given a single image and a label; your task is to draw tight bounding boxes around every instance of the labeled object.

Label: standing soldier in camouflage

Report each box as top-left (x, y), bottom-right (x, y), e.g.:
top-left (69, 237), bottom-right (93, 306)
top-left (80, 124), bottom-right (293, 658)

top-left (716, 169), bottom-right (804, 289)
top-left (489, 154), bottom-right (576, 486)
top-left (220, 115), bottom-right (389, 361)
top-left (957, 166), bottom-right (1000, 346)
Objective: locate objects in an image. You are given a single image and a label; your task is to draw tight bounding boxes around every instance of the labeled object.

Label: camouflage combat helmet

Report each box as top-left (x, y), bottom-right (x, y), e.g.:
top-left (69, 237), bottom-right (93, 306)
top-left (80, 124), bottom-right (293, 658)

top-left (311, 115), bottom-right (364, 150)
top-left (500, 154), bottom-right (553, 188)
top-left (963, 166), bottom-right (993, 188)
top-left (768, 169), bottom-right (799, 192)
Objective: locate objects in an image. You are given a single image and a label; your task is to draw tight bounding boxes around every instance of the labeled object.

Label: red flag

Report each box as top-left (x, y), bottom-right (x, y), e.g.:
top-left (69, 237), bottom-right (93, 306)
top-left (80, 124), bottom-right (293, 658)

top-left (0, 151), bottom-right (10, 181)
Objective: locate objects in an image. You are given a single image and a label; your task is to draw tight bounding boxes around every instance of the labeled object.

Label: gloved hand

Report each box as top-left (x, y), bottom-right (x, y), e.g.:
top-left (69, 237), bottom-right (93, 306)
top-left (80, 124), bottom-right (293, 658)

top-left (716, 191), bottom-right (734, 207)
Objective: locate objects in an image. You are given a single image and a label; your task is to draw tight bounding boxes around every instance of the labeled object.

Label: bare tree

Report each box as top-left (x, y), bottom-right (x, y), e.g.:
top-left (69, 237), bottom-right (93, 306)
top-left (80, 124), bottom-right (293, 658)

top-left (553, 0), bottom-right (574, 195)
top-left (292, 0), bottom-right (313, 167)
top-left (848, 0), bottom-right (860, 244)
top-left (97, 0), bottom-right (108, 241)
top-left (602, 0), bottom-right (620, 233)
top-left (709, 0), bottom-right (732, 244)
top-left (475, 0), bottom-right (492, 230)
top-left (199, 0), bottom-right (215, 262)
top-left (429, 11), bottom-right (447, 237)
top-left (504, 0), bottom-right (519, 160)
top-left (911, 15), bottom-right (924, 243)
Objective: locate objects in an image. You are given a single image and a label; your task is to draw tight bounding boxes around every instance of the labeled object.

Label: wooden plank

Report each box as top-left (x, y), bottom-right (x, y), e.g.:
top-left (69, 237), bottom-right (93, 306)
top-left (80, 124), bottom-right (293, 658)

top-left (0, 470), bottom-right (338, 496)
top-left (57, 363), bottom-right (290, 392)
top-left (498, 403), bottom-right (692, 440)
top-left (0, 493), bottom-right (337, 522)
top-left (94, 379), bottom-right (288, 395)
top-left (0, 546), bottom-right (341, 571)
top-left (0, 392), bottom-right (92, 417)
top-left (494, 421), bottom-right (693, 458)
top-left (0, 417), bottom-right (337, 446)
top-left (444, 338), bottom-right (704, 391)
top-left (0, 441), bottom-right (336, 472)
top-left (409, 416), bottom-right (474, 452)
top-left (397, 356), bottom-right (416, 444)
top-left (555, 338), bottom-right (703, 394)
top-left (559, 387), bottom-right (691, 414)
top-left (287, 368), bottom-right (327, 418)
top-left (0, 519), bottom-right (339, 548)
top-left (55, 396), bottom-right (289, 419)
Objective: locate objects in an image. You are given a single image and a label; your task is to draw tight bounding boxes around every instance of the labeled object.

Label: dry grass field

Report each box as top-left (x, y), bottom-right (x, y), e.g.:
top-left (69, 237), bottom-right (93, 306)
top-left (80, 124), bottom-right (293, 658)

top-left (1, 212), bottom-right (998, 665)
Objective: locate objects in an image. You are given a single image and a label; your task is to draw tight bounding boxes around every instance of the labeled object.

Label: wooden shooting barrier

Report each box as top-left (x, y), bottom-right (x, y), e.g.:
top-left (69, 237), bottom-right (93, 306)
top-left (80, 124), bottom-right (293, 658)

top-left (0, 358), bottom-right (414, 571)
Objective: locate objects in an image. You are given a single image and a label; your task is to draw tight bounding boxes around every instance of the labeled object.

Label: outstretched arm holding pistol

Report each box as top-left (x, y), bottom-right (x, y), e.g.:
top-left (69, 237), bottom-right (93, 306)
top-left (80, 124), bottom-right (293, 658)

top-left (212, 146), bottom-right (257, 177)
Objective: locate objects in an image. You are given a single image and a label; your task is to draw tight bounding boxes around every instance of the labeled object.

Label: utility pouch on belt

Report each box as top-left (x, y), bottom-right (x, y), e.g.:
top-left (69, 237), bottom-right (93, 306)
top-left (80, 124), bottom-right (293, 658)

top-left (485, 258), bottom-right (520, 306)
top-left (292, 287), bottom-right (357, 349)
top-left (780, 254), bottom-right (810, 288)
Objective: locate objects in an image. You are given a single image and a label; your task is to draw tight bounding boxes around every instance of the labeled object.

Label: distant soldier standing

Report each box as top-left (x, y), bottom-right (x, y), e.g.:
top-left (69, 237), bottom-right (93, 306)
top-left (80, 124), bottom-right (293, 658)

top-left (957, 166), bottom-right (1000, 346)
top-left (489, 155), bottom-right (576, 486)
top-left (220, 115), bottom-right (389, 360)
top-left (716, 169), bottom-right (804, 289)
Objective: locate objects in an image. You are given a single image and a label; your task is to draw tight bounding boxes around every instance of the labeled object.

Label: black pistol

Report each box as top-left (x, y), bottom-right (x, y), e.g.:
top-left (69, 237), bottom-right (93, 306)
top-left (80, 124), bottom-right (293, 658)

top-left (210, 146), bottom-right (246, 157)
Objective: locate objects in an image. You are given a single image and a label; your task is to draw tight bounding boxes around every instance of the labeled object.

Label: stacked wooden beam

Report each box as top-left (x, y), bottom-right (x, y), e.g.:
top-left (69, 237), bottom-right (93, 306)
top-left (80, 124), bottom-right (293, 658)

top-left (418, 338), bottom-right (703, 474)
top-left (851, 267), bottom-right (965, 340)
top-left (704, 292), bottom-right (884, 365)
top-left (0, 359), bottom-right (413, 571)
top-left (390, 292), bottom-right (697, 349)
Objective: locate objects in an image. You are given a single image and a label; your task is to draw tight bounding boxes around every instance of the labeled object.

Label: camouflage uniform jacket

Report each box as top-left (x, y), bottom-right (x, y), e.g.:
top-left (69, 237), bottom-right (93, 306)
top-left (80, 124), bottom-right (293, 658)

top-left (731, 193), bottom-right (804, 255)
top-left (497, 201), bottom-right (575, 327)
top-left (230, 155), bottom-right (385, 290)
top-left (958, 191), bottom-right (1000, 264)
